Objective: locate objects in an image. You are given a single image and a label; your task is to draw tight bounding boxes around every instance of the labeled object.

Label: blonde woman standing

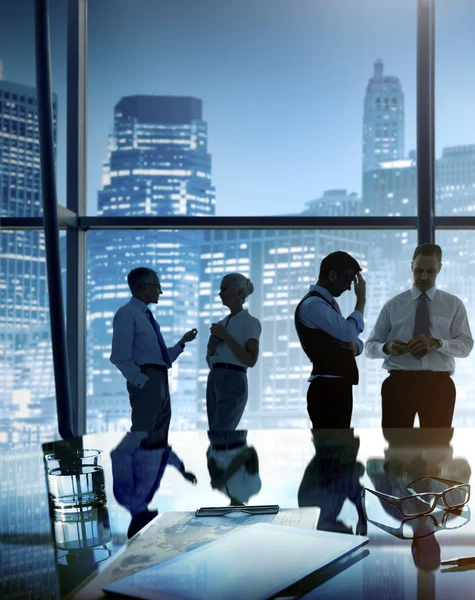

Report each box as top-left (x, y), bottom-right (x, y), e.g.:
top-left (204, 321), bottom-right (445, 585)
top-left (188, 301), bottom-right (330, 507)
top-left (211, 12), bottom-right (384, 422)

top-left (206, 273), bottom-right (261, 430)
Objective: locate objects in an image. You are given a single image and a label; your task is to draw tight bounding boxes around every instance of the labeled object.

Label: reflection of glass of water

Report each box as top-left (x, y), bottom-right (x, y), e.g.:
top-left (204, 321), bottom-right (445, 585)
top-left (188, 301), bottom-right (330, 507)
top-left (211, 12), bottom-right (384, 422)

top-left (54, 505), bottom-right (111, 549)
top-left (45, 449), bottom-right (106, 512)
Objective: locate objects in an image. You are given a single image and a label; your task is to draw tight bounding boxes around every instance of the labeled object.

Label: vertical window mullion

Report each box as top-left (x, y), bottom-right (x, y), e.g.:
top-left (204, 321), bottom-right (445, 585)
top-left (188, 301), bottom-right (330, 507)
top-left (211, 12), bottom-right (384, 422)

top-left (67, 0), bottom-right (88, 436)
top-left (417, 0), bottom-right (436, 244)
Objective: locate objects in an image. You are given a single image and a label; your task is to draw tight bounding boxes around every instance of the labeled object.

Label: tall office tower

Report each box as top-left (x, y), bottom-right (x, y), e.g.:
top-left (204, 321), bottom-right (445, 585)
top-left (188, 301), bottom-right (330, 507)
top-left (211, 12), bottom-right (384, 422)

top-left (0, 77), bottom-right (58, 445)
top-left (88, 96), bottom-right (215, 431)
top-left (197, 214), bottom-right (368, 428)
top-left (362, 59), bottom-right (405, 174)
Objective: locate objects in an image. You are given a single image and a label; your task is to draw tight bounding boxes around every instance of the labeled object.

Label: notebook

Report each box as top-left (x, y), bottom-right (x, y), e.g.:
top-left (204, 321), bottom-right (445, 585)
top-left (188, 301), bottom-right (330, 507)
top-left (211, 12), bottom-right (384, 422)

top-left (103, 523), bottom-right (368, 600)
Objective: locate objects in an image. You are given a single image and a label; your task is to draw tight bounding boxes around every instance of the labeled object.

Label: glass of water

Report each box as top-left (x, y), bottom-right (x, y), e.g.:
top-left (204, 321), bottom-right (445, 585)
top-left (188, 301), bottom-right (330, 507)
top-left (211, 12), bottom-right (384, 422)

top-left (45, 449), bottom-right (106, 513)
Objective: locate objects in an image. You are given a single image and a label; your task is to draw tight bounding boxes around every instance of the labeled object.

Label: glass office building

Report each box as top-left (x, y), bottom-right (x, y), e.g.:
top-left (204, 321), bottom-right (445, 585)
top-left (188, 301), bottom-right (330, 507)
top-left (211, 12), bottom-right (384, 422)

top-left (0, 76), bottom-right (58, 445)
top-left (362, 59), bottom-right (405, 174)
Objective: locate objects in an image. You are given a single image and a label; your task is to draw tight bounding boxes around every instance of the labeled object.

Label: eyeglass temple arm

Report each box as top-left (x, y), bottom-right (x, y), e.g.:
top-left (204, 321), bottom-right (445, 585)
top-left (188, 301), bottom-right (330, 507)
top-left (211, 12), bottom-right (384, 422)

top-left (363, 487), bottom-right (401, 504)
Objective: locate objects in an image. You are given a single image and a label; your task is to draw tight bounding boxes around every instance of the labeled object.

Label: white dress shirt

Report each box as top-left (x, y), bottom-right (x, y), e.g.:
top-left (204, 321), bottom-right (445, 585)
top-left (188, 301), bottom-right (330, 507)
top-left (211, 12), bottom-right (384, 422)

top-left (209, 309), bottom-right (262, 370)
top-left (365, 285), bottom-right (473, 375)
top-left (110, 297), bottom-right (184, 389)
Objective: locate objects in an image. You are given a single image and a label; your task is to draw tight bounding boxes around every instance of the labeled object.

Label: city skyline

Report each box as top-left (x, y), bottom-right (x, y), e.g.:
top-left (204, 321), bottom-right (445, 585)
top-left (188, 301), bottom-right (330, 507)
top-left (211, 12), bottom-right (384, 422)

top-left (3, 0), bottom-right (475, 444)
top-left (2, 0), bottom-right (475, 216)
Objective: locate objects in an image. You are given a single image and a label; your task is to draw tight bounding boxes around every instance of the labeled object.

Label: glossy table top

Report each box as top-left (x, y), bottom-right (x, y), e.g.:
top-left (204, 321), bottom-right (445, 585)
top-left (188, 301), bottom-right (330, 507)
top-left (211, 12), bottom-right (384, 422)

top-left (2, 428), bottom-right (475, 599)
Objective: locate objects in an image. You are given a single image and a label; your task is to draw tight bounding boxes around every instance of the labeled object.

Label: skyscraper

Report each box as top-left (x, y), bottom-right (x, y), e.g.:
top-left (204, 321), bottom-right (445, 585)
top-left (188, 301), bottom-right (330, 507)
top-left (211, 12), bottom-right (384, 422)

top-left (97, 96), bottom-right (215, 218)
top-left (362, 59), bottom-right (404, 174)
top-left (88, 96), bottom-right (215, 431)
top-left (0, 76), bottom-right (58, 444)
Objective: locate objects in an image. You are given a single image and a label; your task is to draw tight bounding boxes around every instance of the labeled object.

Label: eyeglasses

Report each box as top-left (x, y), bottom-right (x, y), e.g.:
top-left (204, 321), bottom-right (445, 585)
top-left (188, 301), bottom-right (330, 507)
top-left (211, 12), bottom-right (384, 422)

top-left (363, 476), bottom-right (470, 518)
top-left (145, 282), bottom-right (161, 290)
top-left (365, 506), bottom-right (471, 540)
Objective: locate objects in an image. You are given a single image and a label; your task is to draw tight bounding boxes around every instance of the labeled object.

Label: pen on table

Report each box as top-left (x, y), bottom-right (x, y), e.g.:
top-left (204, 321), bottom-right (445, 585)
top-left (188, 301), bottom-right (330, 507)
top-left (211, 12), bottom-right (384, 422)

top-left (441, 556), bottom-right (475, 567)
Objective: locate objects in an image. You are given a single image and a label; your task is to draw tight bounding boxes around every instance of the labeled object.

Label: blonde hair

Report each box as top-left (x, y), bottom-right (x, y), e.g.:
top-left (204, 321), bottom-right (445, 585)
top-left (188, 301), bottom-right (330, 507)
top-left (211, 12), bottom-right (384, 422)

top-left (223, 273), bottom-right (254, 301)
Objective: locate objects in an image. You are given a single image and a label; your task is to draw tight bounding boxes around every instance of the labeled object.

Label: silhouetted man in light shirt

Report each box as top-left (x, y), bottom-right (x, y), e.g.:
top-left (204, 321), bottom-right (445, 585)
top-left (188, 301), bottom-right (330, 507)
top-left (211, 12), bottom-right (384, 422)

top-left (110, 267), bottom-right (198, 437)
top-left (365, 243), bottom-right (473, 427)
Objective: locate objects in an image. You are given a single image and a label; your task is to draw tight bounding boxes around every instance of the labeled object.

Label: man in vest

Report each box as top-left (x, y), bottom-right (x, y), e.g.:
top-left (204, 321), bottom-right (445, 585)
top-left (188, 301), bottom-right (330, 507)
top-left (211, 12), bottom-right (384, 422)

top-left (294, 251), bottom-right (366, 428)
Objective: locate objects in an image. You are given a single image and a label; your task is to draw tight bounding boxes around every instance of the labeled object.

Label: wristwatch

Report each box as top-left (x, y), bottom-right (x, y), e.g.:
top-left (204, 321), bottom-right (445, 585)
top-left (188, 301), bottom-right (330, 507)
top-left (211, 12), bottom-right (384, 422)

top-left (434, 338), bottom-right (442, 349)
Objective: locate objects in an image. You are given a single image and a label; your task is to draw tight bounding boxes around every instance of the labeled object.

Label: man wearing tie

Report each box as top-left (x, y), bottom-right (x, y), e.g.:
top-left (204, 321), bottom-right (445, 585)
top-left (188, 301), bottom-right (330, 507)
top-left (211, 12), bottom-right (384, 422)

top-left (110, 267), bottom-right (198, 436)
top-left (365, 243), bottom-right (473, 427)
top-left (294, 251), bottom-right (366, 428)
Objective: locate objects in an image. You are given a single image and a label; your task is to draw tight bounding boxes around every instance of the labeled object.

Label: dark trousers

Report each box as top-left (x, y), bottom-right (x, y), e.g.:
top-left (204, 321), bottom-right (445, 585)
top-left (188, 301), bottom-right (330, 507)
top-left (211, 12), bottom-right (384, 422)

top-left (206, 368), bottom-right (248, 431)
top-left (307, 377), bottom-right (353, 428)
top-left (381, 370), bottom-right (456, 427)
top-left (126, 365), bottom-right (171, 439)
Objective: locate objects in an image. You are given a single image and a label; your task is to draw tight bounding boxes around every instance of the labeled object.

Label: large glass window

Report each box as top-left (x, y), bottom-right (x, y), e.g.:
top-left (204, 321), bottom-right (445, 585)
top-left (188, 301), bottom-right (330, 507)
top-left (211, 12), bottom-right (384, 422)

top-left (86, 228), bottom-right (416, 433)
top-left (0, 230), bottom-right (67, 448)
top-left (6, 0), bottom-right (475, 438)
top-left (435, 231), bottom-right (475, 424)
top-left (436, 0), bottom-right (475, 216)
top-left (87, 0), bottom-right (416, 217)
top-left (0, 0), bottom-right (67, 215)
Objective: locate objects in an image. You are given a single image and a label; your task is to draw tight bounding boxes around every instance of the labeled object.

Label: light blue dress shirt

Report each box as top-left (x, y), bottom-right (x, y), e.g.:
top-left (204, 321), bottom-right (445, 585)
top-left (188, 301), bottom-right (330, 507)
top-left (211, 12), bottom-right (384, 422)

top-left (110, 296), bottom-right (183, 389)
top-left (365, 285), bottom-right (473, 375)
top-left (297, 285), bottom-right (365, 381)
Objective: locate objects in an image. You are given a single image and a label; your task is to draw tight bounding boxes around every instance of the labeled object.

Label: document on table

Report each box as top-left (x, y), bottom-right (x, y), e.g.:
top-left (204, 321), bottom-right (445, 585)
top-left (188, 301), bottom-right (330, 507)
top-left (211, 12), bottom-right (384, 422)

top-left (70, 507), bottom-right (320, 600)
top-left (103, 524), bottom-right (368, 600)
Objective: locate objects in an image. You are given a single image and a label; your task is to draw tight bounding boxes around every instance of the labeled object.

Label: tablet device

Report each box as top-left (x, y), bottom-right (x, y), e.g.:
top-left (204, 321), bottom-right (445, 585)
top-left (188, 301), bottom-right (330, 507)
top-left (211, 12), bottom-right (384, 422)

top-left (103, 523), bottom-right (368, 600)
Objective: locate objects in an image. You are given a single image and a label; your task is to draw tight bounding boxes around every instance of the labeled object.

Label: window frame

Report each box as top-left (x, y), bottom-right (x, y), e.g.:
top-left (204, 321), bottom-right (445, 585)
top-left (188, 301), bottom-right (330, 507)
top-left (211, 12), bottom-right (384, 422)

top-left (5, 0), bottom-right (475, 438)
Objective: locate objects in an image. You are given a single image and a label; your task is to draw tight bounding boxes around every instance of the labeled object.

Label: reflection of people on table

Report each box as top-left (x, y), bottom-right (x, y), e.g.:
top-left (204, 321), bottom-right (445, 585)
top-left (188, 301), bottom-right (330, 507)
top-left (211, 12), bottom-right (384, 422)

top-left (111, 432), bottom-right (197, 539)
top-left (298, 429), bottom-right (366, 535)
top-left (366, 429), bottom-right (471, 598)
top-left (206, 430), bottom-right (261, 505)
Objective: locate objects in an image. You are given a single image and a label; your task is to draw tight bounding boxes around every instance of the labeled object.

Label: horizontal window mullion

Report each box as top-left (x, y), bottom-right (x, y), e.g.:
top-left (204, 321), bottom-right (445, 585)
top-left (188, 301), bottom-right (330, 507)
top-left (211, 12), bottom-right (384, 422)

top-left (6, 216), bottom-right (475, 231)
top-left (79, 216), bottom-right (418, 230)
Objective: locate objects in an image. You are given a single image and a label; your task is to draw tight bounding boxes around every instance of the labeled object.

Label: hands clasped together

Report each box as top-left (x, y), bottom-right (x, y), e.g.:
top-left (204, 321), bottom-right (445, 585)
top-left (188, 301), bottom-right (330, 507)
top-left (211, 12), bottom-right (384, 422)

top-left (386, 334), bottom-right (439, 357)
top-left (207, 323), bottom-right (229, 356)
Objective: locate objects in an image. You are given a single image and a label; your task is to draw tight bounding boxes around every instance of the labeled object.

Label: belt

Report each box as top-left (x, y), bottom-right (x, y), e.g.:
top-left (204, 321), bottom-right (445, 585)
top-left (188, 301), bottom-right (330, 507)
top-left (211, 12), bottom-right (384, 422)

top-left (212, 441), bottom-right (247, 451)
top-left (389, 370), bottom-right (450, 376)
top-left (141, 363), bottom-right (168, 372)
top-left (212, 362), bottom-right (246, 372)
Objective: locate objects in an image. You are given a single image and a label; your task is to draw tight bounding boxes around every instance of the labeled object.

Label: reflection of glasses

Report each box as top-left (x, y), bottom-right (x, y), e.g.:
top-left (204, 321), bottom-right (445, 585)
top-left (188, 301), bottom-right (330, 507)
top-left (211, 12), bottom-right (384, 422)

top-left (363, 476), bottom-right (470, 517)
top-left (365, 506), bottom-right (471, 540)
